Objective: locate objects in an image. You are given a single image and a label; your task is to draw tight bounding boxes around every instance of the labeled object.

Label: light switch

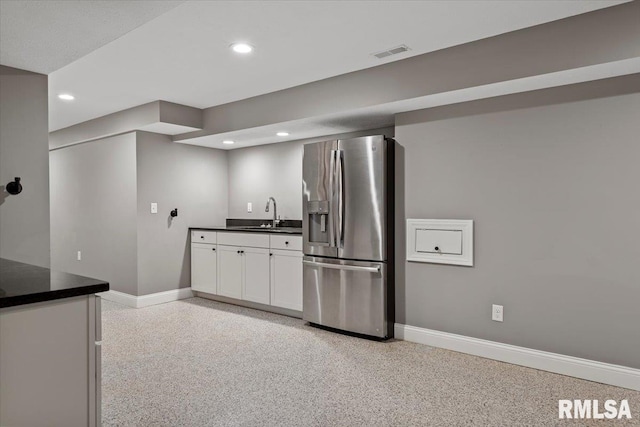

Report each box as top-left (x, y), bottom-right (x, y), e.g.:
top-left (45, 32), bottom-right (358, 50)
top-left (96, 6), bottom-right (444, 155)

top-left (416, 229), bottom-right (462, 255)
top-left (247, 202), bottom-right (252, 213)
top-left (151, 203), bottom-right (158, 214)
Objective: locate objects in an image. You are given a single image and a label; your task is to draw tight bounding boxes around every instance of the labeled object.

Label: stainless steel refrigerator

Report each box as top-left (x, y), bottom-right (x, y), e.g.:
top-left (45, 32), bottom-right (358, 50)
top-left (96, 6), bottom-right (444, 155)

top-left (302, 135), bottom-right (394, 339)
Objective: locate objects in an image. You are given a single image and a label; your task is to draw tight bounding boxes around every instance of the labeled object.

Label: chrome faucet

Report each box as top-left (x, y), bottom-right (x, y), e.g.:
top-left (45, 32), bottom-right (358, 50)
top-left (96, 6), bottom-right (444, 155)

top-left (265, 196), bottom-right (279, 228)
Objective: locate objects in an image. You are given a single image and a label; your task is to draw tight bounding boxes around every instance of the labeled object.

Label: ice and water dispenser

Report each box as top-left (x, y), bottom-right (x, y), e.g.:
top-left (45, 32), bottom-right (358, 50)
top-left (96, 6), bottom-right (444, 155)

top-left (307, 200), bottom-right (330, 245)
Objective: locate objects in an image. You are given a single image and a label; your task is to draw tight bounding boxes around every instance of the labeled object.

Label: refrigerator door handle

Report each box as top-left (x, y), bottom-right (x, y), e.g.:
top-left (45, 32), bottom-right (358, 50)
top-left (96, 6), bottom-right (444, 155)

top-left (329, 150), bottom-right (337, 247)
top-left (303, 260), bottom-right (381, 273)
top-left (336, 150), bottom-right (345, 248)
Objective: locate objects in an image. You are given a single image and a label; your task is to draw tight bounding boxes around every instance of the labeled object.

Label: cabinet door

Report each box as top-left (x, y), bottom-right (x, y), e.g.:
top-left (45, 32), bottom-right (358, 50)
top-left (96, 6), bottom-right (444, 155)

top-left (270, 249), bottom-right (303, 311)
top-left (217, 245), bottom-right (242, 299)
top-left (191, 243), bottom-right (217, 294)
top-left (0, 297), bottom-right (91, 426)
top-left (242, 247), bottom-right (270, 305)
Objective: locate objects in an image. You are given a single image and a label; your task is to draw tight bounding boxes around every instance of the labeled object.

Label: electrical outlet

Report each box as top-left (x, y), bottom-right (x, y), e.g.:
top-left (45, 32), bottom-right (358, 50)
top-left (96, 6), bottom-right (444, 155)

top-left (151, 203), bottom-right (158, 214)
top-left (492, 304), bottom-right (504, 322)
top-left (77, 251), bottom-right (82, 261)
top-left (247, 202), bottom-right (252, 213)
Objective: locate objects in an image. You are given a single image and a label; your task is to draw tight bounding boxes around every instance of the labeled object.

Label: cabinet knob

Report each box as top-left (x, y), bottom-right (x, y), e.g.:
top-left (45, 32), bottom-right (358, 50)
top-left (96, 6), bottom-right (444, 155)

top-left (200, 236), bottom-right (204, 239)
top-left (237, 250), bottom-right (240, 254)
top-left (270, 253), bottom-right (273, 256)
top-left (212, 248), bottom-right (216, 251)
top-left (434, 246), bottom-right (439, 251)
top-left (285, 241), bottom-right (289, 245)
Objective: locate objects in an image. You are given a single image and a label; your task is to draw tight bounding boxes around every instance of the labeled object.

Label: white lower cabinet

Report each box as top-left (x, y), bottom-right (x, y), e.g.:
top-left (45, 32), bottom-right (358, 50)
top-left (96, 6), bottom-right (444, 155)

top-left (270, 249), bottom-right (303, 311)
top-left (191, 242), bottom-right (217, 294)
top-left (191, 230), bottom-right (302, 314)
top-left (217, 245), bottom-right (270, 303)
top-left (242, 247), bottom-right (270, 304)
top-left (217, 245), bottom-right (243, 299)
top-left (214, 233), bottom-right (270, 303)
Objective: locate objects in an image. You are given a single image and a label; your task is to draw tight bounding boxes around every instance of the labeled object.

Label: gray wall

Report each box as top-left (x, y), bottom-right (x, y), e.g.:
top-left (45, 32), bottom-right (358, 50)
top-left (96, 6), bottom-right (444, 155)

top-left (227, 140), bottom-right (304, 220)
top-left (227, 127), bottom-right (394, 220)
top-left (395, 81), bottom-right (640, 368)
top-left (0, 65), bottom-right (50, 267)
top-left (50, 133), bottom-right (138, 294)
top-left (49, 131), bottom-right (228, 296)
top-left (136, 131), bottom-right (227, 296)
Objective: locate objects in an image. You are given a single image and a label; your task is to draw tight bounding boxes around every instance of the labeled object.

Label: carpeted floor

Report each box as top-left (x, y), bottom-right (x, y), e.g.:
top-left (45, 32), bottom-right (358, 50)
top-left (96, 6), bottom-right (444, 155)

top-left (102, 297), bottom-right (639, 426)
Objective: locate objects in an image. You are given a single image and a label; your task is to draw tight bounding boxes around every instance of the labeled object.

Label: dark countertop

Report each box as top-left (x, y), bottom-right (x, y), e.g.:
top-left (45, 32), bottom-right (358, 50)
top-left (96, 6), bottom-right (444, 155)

top-left (0, 258), bottom-right (109, 309)
top-left (192, 218), bottom-right (302, 235)
top-left (190, 225), bottom-right (302, 235)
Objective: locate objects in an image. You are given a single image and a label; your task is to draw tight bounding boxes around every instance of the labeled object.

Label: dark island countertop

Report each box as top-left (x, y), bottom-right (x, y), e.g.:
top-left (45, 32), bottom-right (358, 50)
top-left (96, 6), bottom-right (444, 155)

top-left (0, 258), bottom-right (109, 309)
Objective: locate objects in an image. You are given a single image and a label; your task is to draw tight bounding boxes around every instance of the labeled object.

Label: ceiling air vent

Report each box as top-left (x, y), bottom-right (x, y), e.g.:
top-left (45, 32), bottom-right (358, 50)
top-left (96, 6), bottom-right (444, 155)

top-left (372, 44), bottom-right (410, 59)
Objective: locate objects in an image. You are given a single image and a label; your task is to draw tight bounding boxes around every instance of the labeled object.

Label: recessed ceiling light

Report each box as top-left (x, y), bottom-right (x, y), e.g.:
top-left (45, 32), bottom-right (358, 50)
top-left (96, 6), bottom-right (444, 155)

top-left (230, 43), bottom-right (253, 54)
top-left (58, 94), bottom-right (75, 100)
top-left (276, 132), bottom-right (289, 137)
top-left (222, 140), bottom-right (235, 145)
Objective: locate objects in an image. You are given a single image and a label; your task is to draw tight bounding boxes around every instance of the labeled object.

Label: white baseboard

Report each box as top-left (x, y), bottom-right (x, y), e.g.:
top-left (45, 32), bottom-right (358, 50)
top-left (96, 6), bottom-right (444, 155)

top-left (97, 290), bottom-right (137, 307)
top-left (98, 288), bottom-right (194, 309)
top-left (395, 323), bottom-right (640, 391)
top-left (136, 288), bottom-right (194, 308)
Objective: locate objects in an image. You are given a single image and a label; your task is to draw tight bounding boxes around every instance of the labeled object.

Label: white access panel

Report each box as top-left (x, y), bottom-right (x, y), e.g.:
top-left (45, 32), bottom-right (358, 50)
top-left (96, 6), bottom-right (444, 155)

top-left (407, 219), bottom-right (473, 266)
top-left (416, 229), bottom-right (462, 255)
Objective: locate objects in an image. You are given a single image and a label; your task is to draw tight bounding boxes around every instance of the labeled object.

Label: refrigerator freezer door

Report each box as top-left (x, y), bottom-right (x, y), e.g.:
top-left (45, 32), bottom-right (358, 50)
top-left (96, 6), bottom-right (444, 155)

top-left (303, 140), bottom-right (338, 258)
top-left (303, 256), bottom-right (387, 338)
top-left (337, 135), bottom-right (387, 262)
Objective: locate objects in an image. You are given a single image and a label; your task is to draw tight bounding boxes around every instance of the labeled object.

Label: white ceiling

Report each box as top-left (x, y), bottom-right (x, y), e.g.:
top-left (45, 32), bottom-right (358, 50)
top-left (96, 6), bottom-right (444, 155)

top-left (34, 0), bottom-right (624, 132)
top-left (0, 0), bottom-right (184, 74)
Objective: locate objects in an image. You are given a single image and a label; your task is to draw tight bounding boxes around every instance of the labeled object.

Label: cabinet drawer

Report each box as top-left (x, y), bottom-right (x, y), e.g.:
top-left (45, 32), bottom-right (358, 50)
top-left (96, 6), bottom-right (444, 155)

top-left (217, 232), bottom-right (269, 248)
top-left (191, 230), bottom-right (217, 244)
top-left (270, 235), bottom-right (302, 251)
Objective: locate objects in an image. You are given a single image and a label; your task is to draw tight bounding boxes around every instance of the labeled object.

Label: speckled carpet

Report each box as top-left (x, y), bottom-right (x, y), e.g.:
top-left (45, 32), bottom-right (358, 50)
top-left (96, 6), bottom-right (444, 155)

top-left (102, 298), bottom-right (639, 426)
